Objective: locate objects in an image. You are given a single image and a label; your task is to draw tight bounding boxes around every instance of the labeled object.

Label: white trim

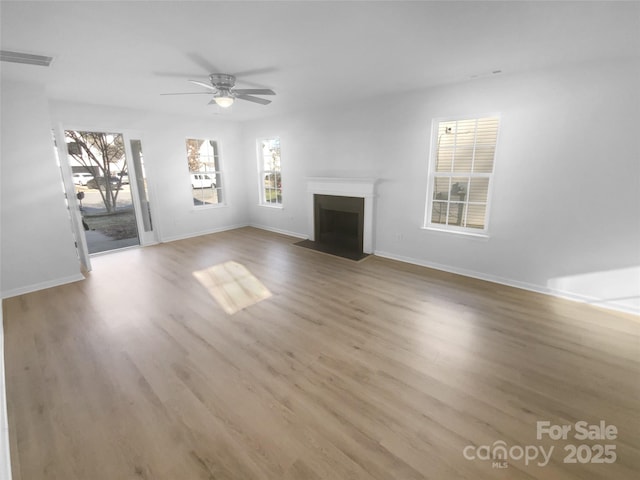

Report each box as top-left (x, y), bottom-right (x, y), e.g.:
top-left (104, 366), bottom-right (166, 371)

top-left (306, 177), bottom-right (378, 254)
top-left (0, 309), bottom-right (12, 480)
top-left (89, 244), bottom-right (145, 258)
top-left (54, 124), bottom-right (92, 272)
top-left (374, 250), bottom-right (640, 317)
top-left (1, 273), bottom-right (85, 300)
top-left (159, 223), bottom-right (249, 244)
top-left (257, 203), bottom-right (284, 210)
top-left (249, 223), bottom-right (307, 239)
top-left (189, 202), bottom-right (228, 212)
top-left (421, 226), bottom-right (489, 239)
top-left (124, 135), bottom-right (157, 246)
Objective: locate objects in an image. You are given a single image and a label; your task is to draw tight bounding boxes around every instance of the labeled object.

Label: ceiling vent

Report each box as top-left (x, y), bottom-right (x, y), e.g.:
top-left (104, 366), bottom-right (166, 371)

top-left (0, 50), bottom-right (54, 67)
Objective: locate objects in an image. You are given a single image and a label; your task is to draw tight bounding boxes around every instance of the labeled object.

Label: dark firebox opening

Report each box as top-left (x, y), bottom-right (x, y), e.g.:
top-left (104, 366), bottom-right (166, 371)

top-left (314, 195), bottom-right (364, 254)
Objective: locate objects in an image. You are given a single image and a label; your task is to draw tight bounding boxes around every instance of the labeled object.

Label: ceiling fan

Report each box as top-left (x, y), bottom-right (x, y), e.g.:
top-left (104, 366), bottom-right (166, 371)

top-left (161, 73), bottom-right (275, 108)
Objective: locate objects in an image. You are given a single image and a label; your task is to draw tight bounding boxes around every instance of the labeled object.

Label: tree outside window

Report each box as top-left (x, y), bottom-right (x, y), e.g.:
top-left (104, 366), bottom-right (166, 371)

top-left (186, 138), bottom-right (224, 206)
top-left (65, 130), bottom-right (128, 213)
top-left (258, 137), bottom-right (282, 206)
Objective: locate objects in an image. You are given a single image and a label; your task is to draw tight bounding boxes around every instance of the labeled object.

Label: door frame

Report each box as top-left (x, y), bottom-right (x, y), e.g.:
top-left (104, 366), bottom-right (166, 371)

top-left (53, 124), bottom-right (92, 271)
top-left (122, 133), bottom-right (158, 246)
top-left (54, 126), bottom-right (158, 268)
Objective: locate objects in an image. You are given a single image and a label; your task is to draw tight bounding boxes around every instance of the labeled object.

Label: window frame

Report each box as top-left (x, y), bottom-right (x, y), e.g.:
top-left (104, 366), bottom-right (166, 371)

top-left (423, 114), bottom-right (501, 237)
top-left (185, 137), bottom-right (226, 209)
top-left (256, 136), bottom-right (283, 208)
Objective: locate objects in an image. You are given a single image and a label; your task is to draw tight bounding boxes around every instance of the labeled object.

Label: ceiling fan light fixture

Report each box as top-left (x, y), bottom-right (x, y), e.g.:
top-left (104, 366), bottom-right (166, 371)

top-left (165, 72), bottom-right (274, 108)
top-left (214, 95), bottom-right (234, 108)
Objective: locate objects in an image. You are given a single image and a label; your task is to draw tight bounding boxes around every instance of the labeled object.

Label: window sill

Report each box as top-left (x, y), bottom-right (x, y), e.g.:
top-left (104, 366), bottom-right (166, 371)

top-left (192, 203), bottom-right (227, 211)
top-left (258, 203), bottom-right (283, 209)
top-left (421, 226), bottom-right (489, 239)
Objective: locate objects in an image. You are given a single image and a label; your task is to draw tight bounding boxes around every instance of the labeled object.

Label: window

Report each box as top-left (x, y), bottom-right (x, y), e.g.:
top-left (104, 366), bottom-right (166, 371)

top-left (186, 138), bottom-right (224, 206)
top-left (424, 115), bottom-right (500, 234)
top-left (257, 137), bottom-right (282, 206)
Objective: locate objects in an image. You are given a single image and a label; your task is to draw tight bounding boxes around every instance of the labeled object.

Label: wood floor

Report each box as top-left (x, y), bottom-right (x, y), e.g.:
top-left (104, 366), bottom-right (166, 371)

top-left (3, 227), bottom-right (639, 479)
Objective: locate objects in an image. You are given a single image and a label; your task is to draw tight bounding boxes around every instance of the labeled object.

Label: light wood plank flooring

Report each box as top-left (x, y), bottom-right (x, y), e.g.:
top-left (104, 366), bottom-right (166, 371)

top-left (3, 227), bottom-right (639, 479)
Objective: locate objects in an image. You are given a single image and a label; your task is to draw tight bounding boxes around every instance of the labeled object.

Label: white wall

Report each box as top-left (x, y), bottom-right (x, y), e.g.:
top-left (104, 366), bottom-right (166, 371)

top-left (1, 80), bottom-right (82, 298)
top-left (2, 59), bottom-right (638, 313)
top-left (49, 101), bottom-right (249, 243)
top-left (241, 58), bottom-right (640, 314)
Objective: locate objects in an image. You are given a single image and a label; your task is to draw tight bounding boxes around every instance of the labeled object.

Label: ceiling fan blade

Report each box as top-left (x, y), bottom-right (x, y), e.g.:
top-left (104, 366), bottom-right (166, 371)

top-left (236, 94), bottom-right (272, 105)
top-left (153, 71), bottom-right (205, 78)
top-left (189, 80), bottom-right (215, 90)
top-left (160, 92), bottom-right (212, 95)
top-left (233, 88), bottom-right (275, 95)
top-left (185, 53), bottom-right (220, 74)
top-left (232, 67), bottom-right (278, 78)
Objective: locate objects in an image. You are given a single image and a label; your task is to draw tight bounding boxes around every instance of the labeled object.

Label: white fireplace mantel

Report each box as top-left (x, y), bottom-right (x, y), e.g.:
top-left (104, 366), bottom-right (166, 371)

top-left (306, 177), bottom-right (378, 253)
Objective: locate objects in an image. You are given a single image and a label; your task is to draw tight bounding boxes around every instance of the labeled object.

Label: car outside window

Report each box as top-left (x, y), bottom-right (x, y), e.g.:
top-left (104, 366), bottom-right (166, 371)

top-left (186, 138), bottom-right (224, 206)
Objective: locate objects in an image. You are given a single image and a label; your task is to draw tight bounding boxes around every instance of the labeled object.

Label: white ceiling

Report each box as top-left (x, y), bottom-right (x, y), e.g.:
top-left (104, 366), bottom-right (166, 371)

top-left (1, 1), bottom-right (638, 121)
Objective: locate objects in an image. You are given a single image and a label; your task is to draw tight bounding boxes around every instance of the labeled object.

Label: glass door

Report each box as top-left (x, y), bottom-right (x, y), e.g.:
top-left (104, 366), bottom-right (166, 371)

top-left (62, 130), bottom-right (156, 255)
top-left (127, 139), bottom-right (155, 245)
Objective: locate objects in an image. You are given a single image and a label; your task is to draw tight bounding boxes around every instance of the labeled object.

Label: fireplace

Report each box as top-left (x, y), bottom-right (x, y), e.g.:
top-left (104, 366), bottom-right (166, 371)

top-left (300, 177), bottom-right (377, 260)
top-left (314, 194), bottom-right (364, 253)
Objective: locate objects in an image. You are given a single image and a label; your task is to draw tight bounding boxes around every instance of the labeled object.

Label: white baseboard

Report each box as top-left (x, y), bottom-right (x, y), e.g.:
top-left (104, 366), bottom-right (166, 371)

top-left (159, 223), bottom-right (250, 244)
top-left (374, 250), bottom-right (640, 317)
top-left (0, 273), bottom-right (85, 300)
top-left (249, 223), bottom-right (308, 239)
top-left (0, 309), bottom-right (12, 480)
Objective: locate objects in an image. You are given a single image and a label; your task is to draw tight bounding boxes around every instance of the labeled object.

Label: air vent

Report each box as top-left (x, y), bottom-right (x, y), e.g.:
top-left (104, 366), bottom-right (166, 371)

top-left (0, 50), bottom-right (53, 67)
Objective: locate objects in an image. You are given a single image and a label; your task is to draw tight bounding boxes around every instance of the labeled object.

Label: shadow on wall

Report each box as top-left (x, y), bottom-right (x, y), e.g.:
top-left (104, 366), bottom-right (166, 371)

top-left (547, 266), bottom-right (640, 315)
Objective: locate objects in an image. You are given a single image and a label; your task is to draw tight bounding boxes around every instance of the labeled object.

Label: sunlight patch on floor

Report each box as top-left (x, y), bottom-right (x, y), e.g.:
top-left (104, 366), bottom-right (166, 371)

top-left (547, 265), bottom-right (640, 315)
top-left (193, 261), bottom-right (272, 314)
